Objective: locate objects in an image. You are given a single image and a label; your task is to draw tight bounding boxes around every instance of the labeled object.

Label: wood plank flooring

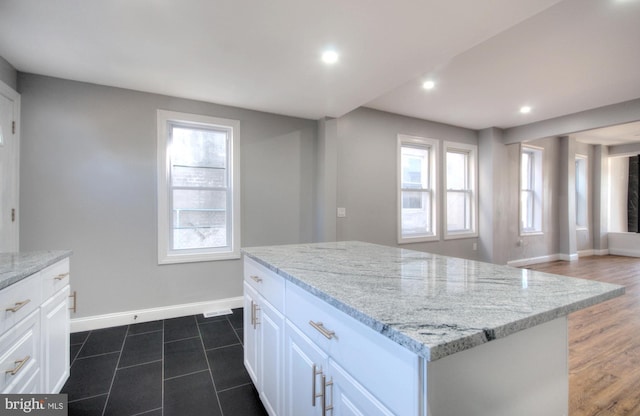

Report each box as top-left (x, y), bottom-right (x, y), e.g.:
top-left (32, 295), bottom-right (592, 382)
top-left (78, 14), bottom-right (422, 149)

top-left (524, 255), bottom-right (640, 416)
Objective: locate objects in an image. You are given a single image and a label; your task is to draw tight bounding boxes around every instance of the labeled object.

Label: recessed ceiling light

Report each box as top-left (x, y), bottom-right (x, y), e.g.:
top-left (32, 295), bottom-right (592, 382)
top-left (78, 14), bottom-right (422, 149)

top-left (520, 106), bottom-right (532, 114)
top-left (321, 50), bottom-right (339, 64)
top-left (422, 80), bottom-right (435, 90)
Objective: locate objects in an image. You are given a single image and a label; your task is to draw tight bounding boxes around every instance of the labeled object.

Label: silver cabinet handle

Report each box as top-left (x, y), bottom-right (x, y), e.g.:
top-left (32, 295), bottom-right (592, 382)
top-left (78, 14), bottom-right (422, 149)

top-left (54, 272), bottom-right (70, 281)
top-left (312, 364), bottom-right (323, 406)
top-left (322, 375), bottom-right (334, 416)
top-left (5, 356), bottom-right (30, 376)
top-left (250, 275), bottom-right (263, 283)
top-left (5, 299), bottom-right (30, 313)
top-left (309, 320), bottom-right (336, 339)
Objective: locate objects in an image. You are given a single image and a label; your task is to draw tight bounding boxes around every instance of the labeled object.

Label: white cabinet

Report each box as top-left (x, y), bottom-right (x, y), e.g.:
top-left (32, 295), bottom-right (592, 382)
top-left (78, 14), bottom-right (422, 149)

top-left (0, 257), bottom-right (70, 394)
top-left (244, 256), bottom-right (419, 416)
top-left (244, 258), bottom-right (285, 416)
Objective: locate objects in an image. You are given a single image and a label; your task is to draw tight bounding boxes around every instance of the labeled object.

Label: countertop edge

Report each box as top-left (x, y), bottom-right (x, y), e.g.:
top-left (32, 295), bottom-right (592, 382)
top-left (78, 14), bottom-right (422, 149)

top-left (242, 248), bottom-right (625, 362)
top-left (0, 250), bottom-right (73, 291)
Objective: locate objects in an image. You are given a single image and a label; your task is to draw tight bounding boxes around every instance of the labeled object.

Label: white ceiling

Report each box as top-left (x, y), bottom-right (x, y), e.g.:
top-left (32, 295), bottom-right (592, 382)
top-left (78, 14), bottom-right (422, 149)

top-left (1, 0), bottom-right (639, 134)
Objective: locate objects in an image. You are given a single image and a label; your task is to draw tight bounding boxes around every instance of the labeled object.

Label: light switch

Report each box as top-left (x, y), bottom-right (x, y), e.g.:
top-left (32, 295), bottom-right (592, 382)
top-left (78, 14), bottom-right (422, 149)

top-left (337, 207), bottom-right (346, 218)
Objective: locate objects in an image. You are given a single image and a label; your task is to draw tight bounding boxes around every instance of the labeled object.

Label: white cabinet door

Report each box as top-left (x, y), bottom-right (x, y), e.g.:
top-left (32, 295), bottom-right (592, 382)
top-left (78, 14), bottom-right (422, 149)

top-left (328, 359), bottom-right (394, 416)
top-left (285, 320), bottom-right (327, 416)
top-left (244, 282), bottom-right (259, 385)
top-left (259, 299), bottom-right (284, 416)
top-left (40, 285), bottom-right (70, 393)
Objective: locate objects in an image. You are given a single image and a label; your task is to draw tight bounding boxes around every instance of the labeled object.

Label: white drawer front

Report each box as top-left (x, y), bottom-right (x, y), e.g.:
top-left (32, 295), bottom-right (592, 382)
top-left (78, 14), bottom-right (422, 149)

top-left (244, 257), bottom-right (284, 312)
top-left (286, 282), bottom-right (420, 416)
top-left (0, 310), bottom-right (40, 393)
top-left (41, 258), bottom-right (70, 299)
top-left (0, 273), bottom-right (42, 335)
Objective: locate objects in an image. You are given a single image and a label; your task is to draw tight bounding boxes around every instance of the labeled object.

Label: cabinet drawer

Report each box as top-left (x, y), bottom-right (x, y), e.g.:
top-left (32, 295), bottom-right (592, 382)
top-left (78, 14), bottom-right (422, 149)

top-left (286, 282), bottom-right (420, 416)
top-left (0, 273), bottom-right (42, 335)
top-left (41, 258), bottom-right (70, 299)
top-left (0, 310), bottom-right (40, 393)
top-left (244, 257), bottom-right (284, 312)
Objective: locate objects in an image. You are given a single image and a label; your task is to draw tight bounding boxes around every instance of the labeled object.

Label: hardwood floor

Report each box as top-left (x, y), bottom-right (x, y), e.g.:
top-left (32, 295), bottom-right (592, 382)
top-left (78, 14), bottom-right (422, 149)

top-left (524, 255), bottom-right (640, 416)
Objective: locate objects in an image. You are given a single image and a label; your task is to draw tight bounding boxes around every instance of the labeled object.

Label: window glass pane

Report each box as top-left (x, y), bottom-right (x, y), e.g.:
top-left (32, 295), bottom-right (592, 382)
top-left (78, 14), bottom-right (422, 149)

top-left (521, 152), bottom-right (531, 190)
top-left (171, 126), bottom-right (227, 168)
top-left (401, 191), bottom-right (431, 235)
top-left (447, 151), bottom-right (467, 190)
top-left (172, 166), bottom-right (226, 188)
top-left (172, 190), bottom-right (227, 250)
top-left (447, 191), bottom-right (471, 231)
top-left (401, 146), bottom-right (429, 189)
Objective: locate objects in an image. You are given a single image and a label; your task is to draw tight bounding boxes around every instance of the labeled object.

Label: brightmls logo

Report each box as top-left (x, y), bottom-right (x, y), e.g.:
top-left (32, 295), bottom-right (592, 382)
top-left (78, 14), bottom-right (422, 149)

top-left (0, 395), bottom-right (67, 415)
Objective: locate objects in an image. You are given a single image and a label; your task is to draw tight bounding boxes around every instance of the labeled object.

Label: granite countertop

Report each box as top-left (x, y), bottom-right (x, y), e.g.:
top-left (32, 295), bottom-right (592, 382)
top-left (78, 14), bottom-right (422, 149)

top-left (0, 250), bottom-right (73, 291)
top-left (242, 241), bottom-right (625, 361)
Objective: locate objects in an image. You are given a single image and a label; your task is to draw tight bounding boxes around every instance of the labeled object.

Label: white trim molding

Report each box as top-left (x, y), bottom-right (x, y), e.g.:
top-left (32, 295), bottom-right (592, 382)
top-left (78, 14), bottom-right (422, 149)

top-left (507, 254), bottom-right (560, 268)
top-left (71, 296), bottom-right (243, 333)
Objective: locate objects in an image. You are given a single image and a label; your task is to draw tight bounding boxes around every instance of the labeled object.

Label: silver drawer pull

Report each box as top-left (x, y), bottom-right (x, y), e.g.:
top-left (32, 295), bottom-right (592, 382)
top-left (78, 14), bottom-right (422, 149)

top-left (5, 356), bottom-right (30, 376)
top-left (309, 320), bottom-right (336, 340)
top-left (5, 299), bottom-right (30, 313)
top-left (54, 272), bottom-right (70, 281)
top-left (250, 275), bottom-right (263, 283)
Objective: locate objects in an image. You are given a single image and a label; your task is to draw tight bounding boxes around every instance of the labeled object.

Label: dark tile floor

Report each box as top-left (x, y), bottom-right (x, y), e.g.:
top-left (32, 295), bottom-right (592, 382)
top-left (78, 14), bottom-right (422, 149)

top-left (62, 308), bottom-right (268, 416)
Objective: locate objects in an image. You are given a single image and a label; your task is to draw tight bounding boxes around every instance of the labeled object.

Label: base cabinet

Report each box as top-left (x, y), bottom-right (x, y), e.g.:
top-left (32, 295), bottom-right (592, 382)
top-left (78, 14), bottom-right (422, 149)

top-left (40, 285), bottom-right (70, 393)
top-left (244, 268), bottom-right (285, 416)
top-left (245, 256), bottom-right (415, 416)
top-left (0, 257), bottom-right (70, 394)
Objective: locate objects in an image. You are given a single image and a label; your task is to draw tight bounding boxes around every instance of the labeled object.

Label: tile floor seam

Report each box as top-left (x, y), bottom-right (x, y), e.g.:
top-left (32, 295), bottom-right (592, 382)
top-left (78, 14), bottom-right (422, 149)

top-left (163, 335), bottom-right (200, 344)
top-left (73, 350), bottom-right (121, 361)
top-left (67, 392), bottom-right (109, 404)
top-left (216, 381), bottom-right (254, 394)
top-left (204, 342), bottom-right (242, 352)
top-left (162, 368), bottom-right (210, 382)
top-left (117, 358), bottom-right (163, 371)
top-left (70, 331), bottom-right (91, 367)
top-left (127, 329), bottom-right (163, 337)
top-left (131, 406), bottom-right (162, 416)
top-left (101, 324), bottom-right (130, 416)
top-left (196, 316), bottom-right (226, 416)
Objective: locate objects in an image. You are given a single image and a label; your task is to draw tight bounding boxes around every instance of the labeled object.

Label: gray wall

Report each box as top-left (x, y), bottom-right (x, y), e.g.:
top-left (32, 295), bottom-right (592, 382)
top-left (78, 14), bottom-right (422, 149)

top-left (18, 74), bottom-right (316, 318)
top-left (0, 56), bottom-right (17, 90)
top-left (335, 107), bottom-right (481, 259)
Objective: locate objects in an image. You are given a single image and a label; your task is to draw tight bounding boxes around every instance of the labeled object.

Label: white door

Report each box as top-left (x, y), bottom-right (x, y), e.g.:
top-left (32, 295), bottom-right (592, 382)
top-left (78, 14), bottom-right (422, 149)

top-left (259, 299), bottom-right (284, 416)
top-left (0, 82), bottom-right (20, 252)
top-left (328, 359), bottom-right (394, 416)
top-left (284, 321), bottom-right (327, 416)
top-left (244, 282), bottom-right (259, 385)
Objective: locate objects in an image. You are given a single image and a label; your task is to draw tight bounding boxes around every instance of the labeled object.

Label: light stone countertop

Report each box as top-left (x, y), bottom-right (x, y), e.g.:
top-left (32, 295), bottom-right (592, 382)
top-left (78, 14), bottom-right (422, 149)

top-left (0, 250), bottom-right (72, 291)
top-left (242, 241), bottom-right (625, 361)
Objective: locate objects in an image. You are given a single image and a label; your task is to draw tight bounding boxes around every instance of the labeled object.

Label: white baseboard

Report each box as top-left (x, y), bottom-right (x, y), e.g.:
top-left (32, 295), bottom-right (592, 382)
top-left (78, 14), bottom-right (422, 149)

top-left (558, 253), bottom-right (579, 262)
top-left (71, 296), bottom-right (244, 333)
top-left (507, 254), bottom-right (560, 268)
top-left (609, 248), bottom-right (640, 258)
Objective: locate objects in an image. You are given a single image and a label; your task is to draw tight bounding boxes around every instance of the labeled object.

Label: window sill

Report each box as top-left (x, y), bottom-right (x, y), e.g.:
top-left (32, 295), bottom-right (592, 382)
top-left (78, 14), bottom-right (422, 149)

top-left (158, 251), bottom-right (241, 265)
top-left (398, 235), bottom-right (439, 244)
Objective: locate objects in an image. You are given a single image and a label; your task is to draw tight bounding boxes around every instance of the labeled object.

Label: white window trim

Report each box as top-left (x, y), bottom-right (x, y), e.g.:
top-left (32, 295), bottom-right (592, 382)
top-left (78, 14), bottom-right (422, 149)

top-left (157, 109), bottom-right (241, 264)
top-left (520, 144), bottom-right (544, 236)
top-left (575, 154), bottom-right (589, 231)
top-left (397, 134), bottom-right (439, 244)
top-left (443, 141), bottom-right (478, 240)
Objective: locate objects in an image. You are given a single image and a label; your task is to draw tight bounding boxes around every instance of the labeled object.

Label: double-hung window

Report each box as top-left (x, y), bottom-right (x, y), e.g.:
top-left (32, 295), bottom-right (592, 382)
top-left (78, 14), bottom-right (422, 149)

top-left (520, 145), bottom-right (543, 234)
top-left (444, 142), bottom-right (478, 238)
top-left (398, 135), bottom-right (438, 243)
top-left (157, 110), bottom-right (240, 264)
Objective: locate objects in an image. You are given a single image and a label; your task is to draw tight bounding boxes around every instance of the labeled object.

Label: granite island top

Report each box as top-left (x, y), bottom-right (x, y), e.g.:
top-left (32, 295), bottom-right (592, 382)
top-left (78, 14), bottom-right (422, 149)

top-left (0, 250), bottom-right (72, 291)
top-left (242, 241), bottom-right (625, 361)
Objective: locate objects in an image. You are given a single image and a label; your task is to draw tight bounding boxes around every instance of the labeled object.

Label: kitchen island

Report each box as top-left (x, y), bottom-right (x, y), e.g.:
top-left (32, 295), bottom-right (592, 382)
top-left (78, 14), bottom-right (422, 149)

top-left (242, 241), bottom-right (624, 416)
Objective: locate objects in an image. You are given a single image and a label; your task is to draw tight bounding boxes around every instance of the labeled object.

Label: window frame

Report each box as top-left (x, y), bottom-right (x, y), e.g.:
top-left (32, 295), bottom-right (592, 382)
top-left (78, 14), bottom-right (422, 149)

top-left (520, 144), bottom-right (544, 235)
top-left (443, 141), bottom-right (478, 239)
top-left (157, 109), bottom-right (241, 264)
top-left (397, 134), bottom-right (439, 244)
top-left (575, 154), bottom-right (588, 230)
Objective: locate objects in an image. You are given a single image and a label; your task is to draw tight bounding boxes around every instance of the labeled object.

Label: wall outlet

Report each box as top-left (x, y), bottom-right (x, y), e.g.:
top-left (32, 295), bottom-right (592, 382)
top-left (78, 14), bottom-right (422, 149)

top-left (337, 207), bottom-right (347, 218)
top-left (472, 242), bottom-right (477, 251)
